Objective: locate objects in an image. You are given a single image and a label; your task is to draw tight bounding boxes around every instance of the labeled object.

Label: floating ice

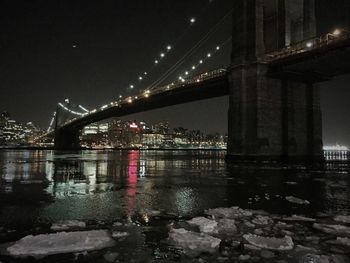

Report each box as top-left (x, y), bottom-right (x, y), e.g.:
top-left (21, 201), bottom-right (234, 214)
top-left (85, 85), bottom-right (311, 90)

top-left (112, 231), bottom-right (129, 239)
top-left (6, 230), bottom-right (115, 258)
top-left (285, 196), bottom-right (310, 205)
top-left (313, 223), bottom-right (350, 237)
top-left (252, 215), bottom-right (272, 225)
top-left (334, 215), bottom-right (350, 224)
top-left (327, 237), bottom-right (350, 247)
top-left (243, 234), bottom-right (294, 251)
top-left (205, 206), bottom-right (252, 219)
top-left (187, 217), bottom-right (218, 234)
top-left (168, 228), bottom-right (221, 255)
top-left (282, 215), bottom-right (316, 222)
top-left (51, 220), bottom-right (86, 231)
top-left (217, 218), bottom-right (237, 234)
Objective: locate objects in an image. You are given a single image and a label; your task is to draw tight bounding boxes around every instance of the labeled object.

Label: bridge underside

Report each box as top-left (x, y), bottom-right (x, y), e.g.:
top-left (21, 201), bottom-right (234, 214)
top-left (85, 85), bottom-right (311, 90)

top-left (54, 76), bottom-right (229, 149)
top-left (268, 39), bottom-right (350, 83)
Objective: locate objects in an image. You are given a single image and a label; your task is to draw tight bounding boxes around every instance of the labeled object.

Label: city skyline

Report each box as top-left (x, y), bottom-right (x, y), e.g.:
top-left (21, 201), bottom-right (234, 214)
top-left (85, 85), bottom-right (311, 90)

top-left (1, 0), bottom-right (350, 146)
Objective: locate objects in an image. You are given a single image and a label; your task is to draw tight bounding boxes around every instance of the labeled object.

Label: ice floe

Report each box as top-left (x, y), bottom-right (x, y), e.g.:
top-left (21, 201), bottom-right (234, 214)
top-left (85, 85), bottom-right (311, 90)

top-left (334, 215), bottom-right (350, 224)
top-left (243, 234), bottom-right (294, 251)
top-left (112, 231), bottom-right (129, 239)
top-left (6, 230), bottom-right (115, 258)
top-left (168, 228), bottom-right (221, 255)
top-left (50, 220), bottom-right (86, 231)
top-left (187, 217), bottom-right (218, 234)
top-left (313, 223), bottom-right (350, 237)
top-left (327, 237), bottom-right (350, 247)
top-left (282, 215), bottom-right (316, 222)
top-left (285, 196), bottom-right (310, 205)
top-left (205, 206), bottom-right (252, 219)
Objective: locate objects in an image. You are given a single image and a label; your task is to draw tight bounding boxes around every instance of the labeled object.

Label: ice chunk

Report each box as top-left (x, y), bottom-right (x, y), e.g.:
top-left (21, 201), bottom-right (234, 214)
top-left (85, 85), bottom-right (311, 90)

top-left (217, 218), bottom-right (237, 234)
top-left (327, 237), bottom-right (350, 247)
top-left (187, 217), bottom-right (218, 234)
top-left (51, 220), bottom-right (86, 231)
top-left (282, 215), bottom-right (316, 222)
top-left (112, 231), bottom-right (129, 239)
top-left (205, 207), bottom-right (252, 219)
top-left (334, 215), bottom-right (350, 224)
top-left (313, 223), bottom-right (350, 237)
top-left (252, 216), bottom-right (272, 225)
top-left (285, 196), bottom-right (310, 205)
top-left (243, 234), bottom-right (294, 251)
top-left (7, 230), bottom-right (115, 258)
top-left (104, 252), bottom-right (119, 262)
top-left (168, 228), bottom-right (221, 255)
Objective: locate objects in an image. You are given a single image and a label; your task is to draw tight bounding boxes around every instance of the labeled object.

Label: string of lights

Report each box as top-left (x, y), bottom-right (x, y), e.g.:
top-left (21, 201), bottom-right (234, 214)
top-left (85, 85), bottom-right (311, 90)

top-left (47, 111), bottom-right (57, 132)
top-left (121, 0), bottom-right (222, 96)
top-left (177, 36), bottom-right (232, 83)
top-left (147, 9), bottom-right (233, 89)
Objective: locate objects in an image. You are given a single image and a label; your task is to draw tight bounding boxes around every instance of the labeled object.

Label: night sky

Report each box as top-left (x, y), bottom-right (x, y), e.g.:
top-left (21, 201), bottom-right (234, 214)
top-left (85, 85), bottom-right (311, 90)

top-left (0, 0), bottom-right (349, 145)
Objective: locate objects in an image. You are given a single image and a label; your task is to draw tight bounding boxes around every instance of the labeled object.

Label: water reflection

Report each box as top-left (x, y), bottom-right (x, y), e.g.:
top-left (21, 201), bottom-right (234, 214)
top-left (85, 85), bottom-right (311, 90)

top-left (0, 150), bottom-right (349, 229)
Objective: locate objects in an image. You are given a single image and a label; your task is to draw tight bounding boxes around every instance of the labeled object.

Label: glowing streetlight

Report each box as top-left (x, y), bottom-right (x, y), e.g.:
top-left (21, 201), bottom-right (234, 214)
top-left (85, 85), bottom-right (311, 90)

top-left (216, 46), bottom-right (220, 50)
top-left (160, 53), bottom-right (165, 58)
top-left (192, 66), bottom-right (196, 70)
top-left (199, 60), bottom-right (203, 64)
top-left (207, 53), bottom-right (211, 57)
top-left (167, 45), bottom-right (172, 50)
top-left (139, 76), bottom-right (143, 80)
top-left (130, 84), bottom-right (134, 89)
top-left (155, 60), bottom-right (159, 64)
top-left (190, 18), bottom-right (196, 24)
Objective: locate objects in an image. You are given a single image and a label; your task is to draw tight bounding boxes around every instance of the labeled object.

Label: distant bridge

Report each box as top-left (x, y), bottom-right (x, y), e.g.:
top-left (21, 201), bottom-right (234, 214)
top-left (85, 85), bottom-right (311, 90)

top-left (38, 1), bottom-right (350, 161)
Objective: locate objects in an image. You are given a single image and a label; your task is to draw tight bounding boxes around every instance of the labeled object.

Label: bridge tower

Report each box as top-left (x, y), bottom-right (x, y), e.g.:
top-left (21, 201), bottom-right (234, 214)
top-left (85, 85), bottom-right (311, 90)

top-left (54, 100), bottom-right (81, 149)
top-left (227, 0), bottom-right (323, 161)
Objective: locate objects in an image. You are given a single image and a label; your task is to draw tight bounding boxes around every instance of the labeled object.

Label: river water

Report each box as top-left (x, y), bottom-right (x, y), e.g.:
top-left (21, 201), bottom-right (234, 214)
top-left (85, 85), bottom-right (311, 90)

top-left (0, 150), bottom-right (349, 262)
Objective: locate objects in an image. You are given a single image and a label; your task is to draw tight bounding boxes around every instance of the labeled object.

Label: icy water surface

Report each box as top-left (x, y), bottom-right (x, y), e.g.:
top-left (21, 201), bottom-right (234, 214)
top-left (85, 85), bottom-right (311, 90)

top-left (0, 150), bottom-right (349, 262)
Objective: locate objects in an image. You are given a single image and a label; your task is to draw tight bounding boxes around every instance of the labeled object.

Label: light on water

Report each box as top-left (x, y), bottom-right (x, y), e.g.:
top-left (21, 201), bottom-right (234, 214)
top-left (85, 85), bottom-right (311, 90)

top-left (0, 150), bottom-right (349, 262)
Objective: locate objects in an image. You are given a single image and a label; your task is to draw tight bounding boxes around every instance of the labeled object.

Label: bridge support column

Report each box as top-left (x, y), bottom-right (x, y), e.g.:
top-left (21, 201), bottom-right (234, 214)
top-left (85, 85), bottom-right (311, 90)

top-left (227, 0), bottom-right (323, 161)
top-left (54, 128), bottom-right (81, 150)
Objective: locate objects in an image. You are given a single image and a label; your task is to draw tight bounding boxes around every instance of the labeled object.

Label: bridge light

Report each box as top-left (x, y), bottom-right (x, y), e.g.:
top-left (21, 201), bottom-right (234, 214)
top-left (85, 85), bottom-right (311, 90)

top-left (192, 66), bottom-right (196, 70)
top-left (119, 95), bottom-right (123, 98)
top-left (155, 60), bottom-right (159, 64)
top-left (139, 76), bottom-right (143, 80)
top-left (178, 76), bottom-right (183, 80)
top-left (306, 42), bottom-right (313, 48)
top-left (199, 60), bottom-right (203, 64)
top-left (190, 18), bottom-right (196, 24)
top-left (127, 97), bottom-right (133, 103)
top-left (333, 29), bottom-right (341, 36)
top-left (167, 45), bottom-right (172, 50)
top-left (130, 84), bottom-right (134, 89)
top-left (185, 71), bottom-right (189, 75)
top-left (144, 93), bottom-right (149, 98)
top-left (207, 53), bottom-right (211, 58)
top-left (160, 53), bottom-right (165, 58)
top-left (144, 72), bottom-right (148, 75)
top-left (216, 46), bottom-right (220, 50)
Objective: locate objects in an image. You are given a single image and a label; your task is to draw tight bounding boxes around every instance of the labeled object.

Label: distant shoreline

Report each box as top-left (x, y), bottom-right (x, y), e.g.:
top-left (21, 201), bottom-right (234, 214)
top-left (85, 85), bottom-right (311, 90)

top-left (0, 146), bottom-right (227, 151)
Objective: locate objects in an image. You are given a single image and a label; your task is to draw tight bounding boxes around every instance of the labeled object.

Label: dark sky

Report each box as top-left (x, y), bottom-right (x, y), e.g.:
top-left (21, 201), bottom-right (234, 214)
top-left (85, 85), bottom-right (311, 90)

top-left (0, 0), bottom-right (349, 145)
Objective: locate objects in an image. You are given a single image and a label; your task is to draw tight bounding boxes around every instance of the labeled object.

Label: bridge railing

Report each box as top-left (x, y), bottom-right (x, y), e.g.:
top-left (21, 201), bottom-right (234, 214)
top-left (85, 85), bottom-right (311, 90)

top-left (148, 67), bottom-right (228, 95)
top-left (265, 28), bottom-right (350, 61)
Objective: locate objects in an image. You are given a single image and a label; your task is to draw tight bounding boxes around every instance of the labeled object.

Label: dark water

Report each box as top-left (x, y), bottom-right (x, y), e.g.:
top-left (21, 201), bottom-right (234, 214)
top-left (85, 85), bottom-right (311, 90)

top-left (0, 150), bottom-right (349, 262)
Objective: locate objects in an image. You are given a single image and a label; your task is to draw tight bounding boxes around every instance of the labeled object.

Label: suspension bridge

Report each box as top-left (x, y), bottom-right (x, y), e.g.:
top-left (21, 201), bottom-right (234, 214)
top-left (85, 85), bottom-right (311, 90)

top-left (36, 0), bottom-right (350, 161)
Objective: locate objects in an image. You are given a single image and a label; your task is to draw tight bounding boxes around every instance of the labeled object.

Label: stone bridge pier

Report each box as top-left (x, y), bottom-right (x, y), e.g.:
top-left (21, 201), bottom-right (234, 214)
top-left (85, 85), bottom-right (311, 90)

top-left (227, 0), bottom-right (323, 161)
top-left (54, 128), bottom-right (81, 150)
